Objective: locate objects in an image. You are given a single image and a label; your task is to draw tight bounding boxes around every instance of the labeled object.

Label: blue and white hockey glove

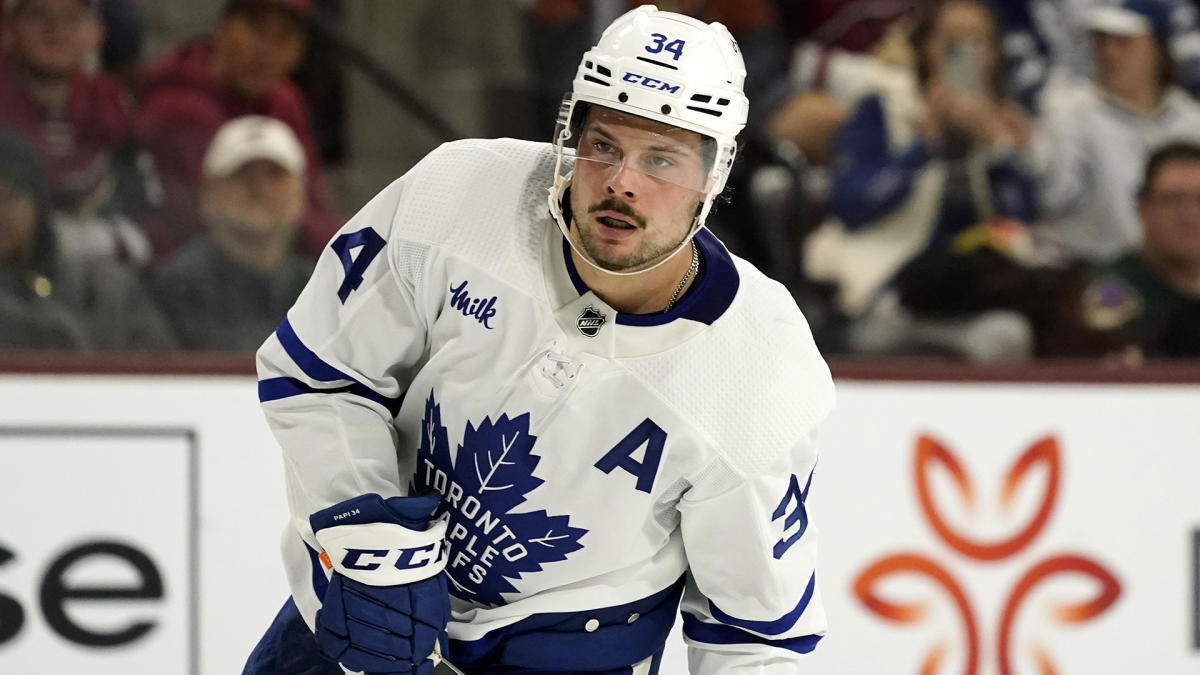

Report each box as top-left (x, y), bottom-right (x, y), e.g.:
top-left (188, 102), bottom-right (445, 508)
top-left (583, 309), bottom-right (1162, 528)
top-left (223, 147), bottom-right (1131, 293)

top-left (310, 492), bottom-right (451, 675)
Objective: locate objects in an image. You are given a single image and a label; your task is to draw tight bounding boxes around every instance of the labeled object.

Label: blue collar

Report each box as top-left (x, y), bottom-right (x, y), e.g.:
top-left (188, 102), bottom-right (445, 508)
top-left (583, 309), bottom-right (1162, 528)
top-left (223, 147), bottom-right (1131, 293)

top-left (561, 228), bottom-right (740, 326)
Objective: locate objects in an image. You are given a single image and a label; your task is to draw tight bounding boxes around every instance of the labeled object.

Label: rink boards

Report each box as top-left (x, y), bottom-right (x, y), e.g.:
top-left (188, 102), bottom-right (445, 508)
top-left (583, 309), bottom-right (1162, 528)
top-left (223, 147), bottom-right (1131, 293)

top-left (0, 374), bottom-right (1197, 674)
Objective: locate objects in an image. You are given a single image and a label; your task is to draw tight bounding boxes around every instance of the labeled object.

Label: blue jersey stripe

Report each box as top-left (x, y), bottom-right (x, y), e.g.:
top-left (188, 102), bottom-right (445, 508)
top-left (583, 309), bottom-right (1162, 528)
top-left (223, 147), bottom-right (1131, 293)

top-left (681, 612), bottom-right (822, 655)
top-left (449, 580), bottom-right (683, 671)
top-left (616, 228), bottom-right (740, 327)
top-left (559, 228), bottom-right (739, 327)
top-left (708, 572), bottom-right (816, 635)
top-left (275, 318), bottom-right (353, 383)
top-left (258, 377), bottom-right (403, 417)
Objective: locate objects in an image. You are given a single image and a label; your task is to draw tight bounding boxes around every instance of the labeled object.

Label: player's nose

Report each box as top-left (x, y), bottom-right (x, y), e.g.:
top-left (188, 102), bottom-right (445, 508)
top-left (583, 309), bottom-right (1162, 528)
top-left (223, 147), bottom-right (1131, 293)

top-left (604, 164), bottom-right (640, 200)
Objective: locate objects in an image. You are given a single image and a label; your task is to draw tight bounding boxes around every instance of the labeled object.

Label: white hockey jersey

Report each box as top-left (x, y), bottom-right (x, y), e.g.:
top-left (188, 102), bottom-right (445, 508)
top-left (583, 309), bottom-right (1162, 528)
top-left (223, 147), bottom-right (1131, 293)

top-left (256, 137), bottom-right (835, 674)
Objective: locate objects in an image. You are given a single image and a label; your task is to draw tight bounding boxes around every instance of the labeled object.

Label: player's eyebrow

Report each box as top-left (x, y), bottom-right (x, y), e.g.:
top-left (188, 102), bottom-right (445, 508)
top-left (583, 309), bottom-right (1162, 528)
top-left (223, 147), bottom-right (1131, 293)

top-left (589, 122), bottom-right (697, 159)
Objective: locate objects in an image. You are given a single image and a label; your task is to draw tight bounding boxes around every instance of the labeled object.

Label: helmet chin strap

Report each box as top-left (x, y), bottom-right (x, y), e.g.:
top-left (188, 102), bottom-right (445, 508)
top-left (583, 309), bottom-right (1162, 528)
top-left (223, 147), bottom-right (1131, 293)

top-left (547, 163), bottom-right (709, 279)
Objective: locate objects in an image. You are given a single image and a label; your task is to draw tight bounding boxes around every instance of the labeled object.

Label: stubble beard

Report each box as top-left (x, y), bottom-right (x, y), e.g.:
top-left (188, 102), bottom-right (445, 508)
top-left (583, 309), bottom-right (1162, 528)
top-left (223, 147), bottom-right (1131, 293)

top-left (576, 222), bottom-right (691, 272)
top-left (572, 195), bottom-right (691, 272)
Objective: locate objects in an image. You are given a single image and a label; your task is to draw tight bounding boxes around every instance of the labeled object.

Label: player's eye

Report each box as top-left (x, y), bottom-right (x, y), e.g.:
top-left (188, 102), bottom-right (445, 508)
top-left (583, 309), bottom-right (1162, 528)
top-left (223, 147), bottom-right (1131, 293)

top-left (591, 140), bottom-right (617, 156)
top-left (648, 154), bottom-right (675, 169)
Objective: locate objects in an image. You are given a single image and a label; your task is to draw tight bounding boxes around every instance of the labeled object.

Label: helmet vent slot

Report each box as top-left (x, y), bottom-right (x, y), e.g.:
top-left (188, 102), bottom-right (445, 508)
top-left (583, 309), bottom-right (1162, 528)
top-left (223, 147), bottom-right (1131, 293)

top-left (685, 105), bottom-right (723, 117)
top-left (584, 75), bottom-right (610, 86)
top-left (716, 98), bottom-right (730, 106)
top-left (690, 94), bottom-right (712, 103)
top-left (636, 56), bottom-right (679, 70)
top-left (596, 65), bottom-right (612, 77)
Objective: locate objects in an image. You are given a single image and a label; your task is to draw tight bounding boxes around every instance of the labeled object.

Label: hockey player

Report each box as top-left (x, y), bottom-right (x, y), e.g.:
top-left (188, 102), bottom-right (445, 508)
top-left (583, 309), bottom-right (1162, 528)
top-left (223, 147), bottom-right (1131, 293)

top-left (243, 6), bottom-right (834, 674)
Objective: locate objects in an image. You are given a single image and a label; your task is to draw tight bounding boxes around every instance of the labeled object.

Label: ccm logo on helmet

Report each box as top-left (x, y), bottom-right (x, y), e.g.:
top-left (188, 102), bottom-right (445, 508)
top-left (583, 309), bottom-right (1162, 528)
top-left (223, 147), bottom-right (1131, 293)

top-left (622, 72), bottom-right (680, 95)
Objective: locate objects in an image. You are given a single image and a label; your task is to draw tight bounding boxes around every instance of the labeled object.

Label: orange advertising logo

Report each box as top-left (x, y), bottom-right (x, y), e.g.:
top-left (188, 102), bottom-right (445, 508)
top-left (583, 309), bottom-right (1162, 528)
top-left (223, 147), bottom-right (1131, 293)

top-left (853, 435), bottom-right (1121, 675)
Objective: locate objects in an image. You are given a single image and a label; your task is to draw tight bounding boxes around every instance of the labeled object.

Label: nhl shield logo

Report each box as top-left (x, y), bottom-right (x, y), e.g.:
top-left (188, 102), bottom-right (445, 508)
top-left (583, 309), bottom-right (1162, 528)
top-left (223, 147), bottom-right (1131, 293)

top-left (576, 305), bottom-right (607, 338)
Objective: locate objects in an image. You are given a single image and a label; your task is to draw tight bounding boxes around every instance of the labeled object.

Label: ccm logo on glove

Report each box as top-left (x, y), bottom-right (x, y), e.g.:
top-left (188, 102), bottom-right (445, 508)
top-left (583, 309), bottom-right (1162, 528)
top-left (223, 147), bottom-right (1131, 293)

top-left (339, 544), bottom-right (444, 572)
top-left (312, 493), bottom-right (450, 587)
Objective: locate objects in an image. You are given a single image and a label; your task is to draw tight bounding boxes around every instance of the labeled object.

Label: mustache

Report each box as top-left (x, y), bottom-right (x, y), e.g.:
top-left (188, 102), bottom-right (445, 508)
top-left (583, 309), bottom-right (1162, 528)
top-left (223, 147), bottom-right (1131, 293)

top-left (587, 199), bottom-right (646, 229)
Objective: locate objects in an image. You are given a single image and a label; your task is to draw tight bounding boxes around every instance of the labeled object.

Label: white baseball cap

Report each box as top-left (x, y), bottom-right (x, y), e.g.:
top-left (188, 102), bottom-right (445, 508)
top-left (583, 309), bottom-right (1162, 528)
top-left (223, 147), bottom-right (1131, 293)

top-left (1083, 1), bottom-right (1171, 40)
top-left (202, 115), bottom-right (306, 179)
top-left (1086, 8), bottom-right (1152, 36)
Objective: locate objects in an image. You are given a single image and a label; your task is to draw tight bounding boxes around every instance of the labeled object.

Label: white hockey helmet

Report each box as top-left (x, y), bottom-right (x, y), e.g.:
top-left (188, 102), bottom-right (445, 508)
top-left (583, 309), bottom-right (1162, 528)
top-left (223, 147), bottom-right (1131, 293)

top-left (549, 5), bottom-right (749, 271)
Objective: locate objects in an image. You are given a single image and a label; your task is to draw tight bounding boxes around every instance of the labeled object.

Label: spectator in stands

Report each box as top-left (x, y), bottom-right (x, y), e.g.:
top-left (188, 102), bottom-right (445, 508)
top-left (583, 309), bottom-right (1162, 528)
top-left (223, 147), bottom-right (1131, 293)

top-left (138, 0), bottom-right (341, 260)
top-left (998, 0), bottom-right (1200, 113)
top-left (760, 3), bottom-right (929, 162)
top-left (804, 0), bottom-right (1039, 361)
top-left (0, 129), bottom-right (173, 350)
top-left (0, 0), bottom-right (152, 266)
top-left (1034, 0), bottom-right (1200, 263)
top-left (150, 116), bottom-right (313, 352)
top-left (1041, 141), bottom-right (1200, 359)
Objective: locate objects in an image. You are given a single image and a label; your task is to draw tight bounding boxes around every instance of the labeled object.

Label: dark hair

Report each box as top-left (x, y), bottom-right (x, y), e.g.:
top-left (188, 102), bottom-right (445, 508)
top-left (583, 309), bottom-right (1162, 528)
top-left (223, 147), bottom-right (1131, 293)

top-left (1138, 140), bottom-right (1200, 198)
top-left (909, 0), bottom-right (1008, 99)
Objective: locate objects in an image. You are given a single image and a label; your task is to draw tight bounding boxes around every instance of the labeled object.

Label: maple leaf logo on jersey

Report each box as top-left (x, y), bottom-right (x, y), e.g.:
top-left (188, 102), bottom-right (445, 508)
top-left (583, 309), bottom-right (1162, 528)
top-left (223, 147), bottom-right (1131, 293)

top-left (415, 390), bottom-right (588, 606)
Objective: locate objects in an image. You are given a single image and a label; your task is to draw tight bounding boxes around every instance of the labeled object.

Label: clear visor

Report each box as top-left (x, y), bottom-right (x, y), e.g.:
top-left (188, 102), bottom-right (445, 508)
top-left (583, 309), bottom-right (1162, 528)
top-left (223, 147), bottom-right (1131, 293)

top-left (561, 106), bottom-right (716, 194)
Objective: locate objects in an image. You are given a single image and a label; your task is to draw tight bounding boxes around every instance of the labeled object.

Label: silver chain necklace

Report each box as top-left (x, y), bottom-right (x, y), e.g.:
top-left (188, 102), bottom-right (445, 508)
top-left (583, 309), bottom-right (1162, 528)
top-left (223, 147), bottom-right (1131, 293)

top-left (663, 242), bottom-right (700, 312)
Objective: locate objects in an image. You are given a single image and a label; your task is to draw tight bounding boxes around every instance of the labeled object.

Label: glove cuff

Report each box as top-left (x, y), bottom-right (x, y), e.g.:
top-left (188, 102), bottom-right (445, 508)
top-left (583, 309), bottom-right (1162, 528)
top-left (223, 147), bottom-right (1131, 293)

top-left (315, 517), bottom-right (449, 586)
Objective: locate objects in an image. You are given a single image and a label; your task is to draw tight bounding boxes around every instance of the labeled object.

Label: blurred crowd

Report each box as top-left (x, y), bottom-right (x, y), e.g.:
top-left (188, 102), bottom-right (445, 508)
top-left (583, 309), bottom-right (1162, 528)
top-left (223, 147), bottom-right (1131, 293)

top-left (1, 0), bottom-right (1198, 363)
